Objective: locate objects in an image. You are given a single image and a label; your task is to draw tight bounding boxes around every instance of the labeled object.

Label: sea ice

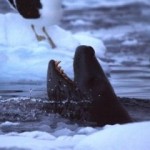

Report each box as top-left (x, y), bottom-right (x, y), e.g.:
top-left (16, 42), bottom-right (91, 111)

top-left (0, 13), bottom-right (106, 82)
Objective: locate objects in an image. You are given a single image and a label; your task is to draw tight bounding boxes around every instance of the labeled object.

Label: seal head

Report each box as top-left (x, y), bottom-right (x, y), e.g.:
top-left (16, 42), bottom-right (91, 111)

top-left (74, 45), bottom-right (132, 125)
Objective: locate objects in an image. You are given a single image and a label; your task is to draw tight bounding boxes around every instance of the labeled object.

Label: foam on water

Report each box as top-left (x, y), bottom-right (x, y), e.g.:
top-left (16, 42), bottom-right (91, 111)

top-left (63, 0), bottom-right (150, 9)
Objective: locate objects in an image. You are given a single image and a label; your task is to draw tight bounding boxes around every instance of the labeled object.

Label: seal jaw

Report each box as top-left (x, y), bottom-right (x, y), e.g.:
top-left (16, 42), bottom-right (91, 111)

top-left (47, 60), bottom-right (71, 101)
top-left (47, 60), bottom-right (84, 101)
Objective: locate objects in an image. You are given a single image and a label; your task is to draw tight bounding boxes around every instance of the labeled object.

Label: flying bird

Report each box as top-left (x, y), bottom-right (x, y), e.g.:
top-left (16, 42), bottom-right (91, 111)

top-left (7, 0), bottom-right (63, 48)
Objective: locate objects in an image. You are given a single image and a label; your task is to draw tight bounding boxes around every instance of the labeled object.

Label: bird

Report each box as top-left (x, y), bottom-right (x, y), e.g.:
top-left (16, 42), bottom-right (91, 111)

top-left (7, 0), bottom-right (63, 48)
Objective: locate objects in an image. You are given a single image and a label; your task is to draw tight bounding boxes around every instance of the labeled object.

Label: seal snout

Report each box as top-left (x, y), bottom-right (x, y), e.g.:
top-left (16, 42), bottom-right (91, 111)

top-left (75, 45), bottom-right (95, 56)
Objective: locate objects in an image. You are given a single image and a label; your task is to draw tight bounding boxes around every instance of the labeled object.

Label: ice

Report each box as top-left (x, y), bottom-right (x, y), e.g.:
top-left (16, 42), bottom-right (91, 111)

top-left (75, 121), bottom-right (150, 150)
top-left (0, 134), bottom-right (56, 150)
top-left (53, 128), bottom-right (74, 137)
top-left (0, 13), bottom-right (106, 82)
top-left (19, 131), bottom-right (56, 140)
top-left (0, 121), bottom-right (150, 150)
top-left (77, 127), bottom-right (98, 135)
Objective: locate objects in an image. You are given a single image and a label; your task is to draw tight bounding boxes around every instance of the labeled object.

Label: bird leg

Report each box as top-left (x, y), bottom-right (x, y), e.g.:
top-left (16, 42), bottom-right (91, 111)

top-left (42, 27), bottom-right (56, 49)
top-left (31, 24), bottom-right (46, 41)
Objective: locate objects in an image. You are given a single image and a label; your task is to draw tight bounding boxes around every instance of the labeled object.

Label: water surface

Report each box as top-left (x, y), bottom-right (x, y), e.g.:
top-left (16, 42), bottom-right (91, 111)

top-left (0, 1), bottom-right (150, 99)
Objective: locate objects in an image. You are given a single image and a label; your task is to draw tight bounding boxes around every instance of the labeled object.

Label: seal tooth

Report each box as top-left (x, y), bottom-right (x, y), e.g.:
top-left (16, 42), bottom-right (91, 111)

top-left (64, 77), bottom-right (69, 81)
top-left (60, 69), bottom-right (64, 74)
top-left (53, 61), bottom-right (74, 84)
top-left (64, 76), bottom-right (68, 80)
top-left (63, 74), bottom-right (67, 79)
top-left (55, 61), bottom-right (61, 67)
top-left (62, 73), bottom-right (67, 78)
top-left (58, 66), bottom-right (61, 71)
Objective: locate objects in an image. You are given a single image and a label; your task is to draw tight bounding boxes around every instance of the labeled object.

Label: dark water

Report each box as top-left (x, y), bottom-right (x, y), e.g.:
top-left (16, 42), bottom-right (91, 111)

top-left (0, 81), bottom-right (47, 98)
top-left (0, 1), bottom-right (150, 99)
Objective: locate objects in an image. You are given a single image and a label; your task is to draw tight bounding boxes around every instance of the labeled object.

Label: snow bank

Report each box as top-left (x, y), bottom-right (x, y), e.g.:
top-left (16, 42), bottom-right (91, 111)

top-left (0, 121), bottom-right (149, 150)
top-left (75, 121), bottom-right (150, 150)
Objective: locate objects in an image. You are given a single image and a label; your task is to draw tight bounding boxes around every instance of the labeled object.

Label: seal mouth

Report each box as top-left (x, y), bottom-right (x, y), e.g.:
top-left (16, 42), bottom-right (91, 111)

top-left (47, 59), bottom-right (93, 123)
top-left (53, 60), bottom-right (73, 84)
top-left (47, 59), bottom-right (84, 101)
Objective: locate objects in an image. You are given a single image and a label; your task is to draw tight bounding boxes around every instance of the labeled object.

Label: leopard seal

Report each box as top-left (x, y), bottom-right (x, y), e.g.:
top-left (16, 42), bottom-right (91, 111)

top-left (47, 45), bottom-right (132, 126)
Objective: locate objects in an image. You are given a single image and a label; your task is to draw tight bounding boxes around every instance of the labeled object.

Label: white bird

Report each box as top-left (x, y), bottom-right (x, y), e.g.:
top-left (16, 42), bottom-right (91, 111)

top-left (7, 0), bottom-right (63, 48)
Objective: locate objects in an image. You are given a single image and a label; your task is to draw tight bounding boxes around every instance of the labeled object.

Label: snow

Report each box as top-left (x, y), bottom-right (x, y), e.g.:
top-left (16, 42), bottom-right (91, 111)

top-left (0, 121), bottom-right (150, 150)
top-left (0, 13), bottom-right (106, 82)
top-left (75, 121), bottom-right (150, 150)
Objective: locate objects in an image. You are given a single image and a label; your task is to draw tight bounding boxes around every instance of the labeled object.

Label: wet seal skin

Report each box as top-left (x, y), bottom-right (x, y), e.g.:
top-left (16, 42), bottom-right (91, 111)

top-left (74, 45), bottom-right (132, 126)
top-left (47, 45), bottom-right (132, 126)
